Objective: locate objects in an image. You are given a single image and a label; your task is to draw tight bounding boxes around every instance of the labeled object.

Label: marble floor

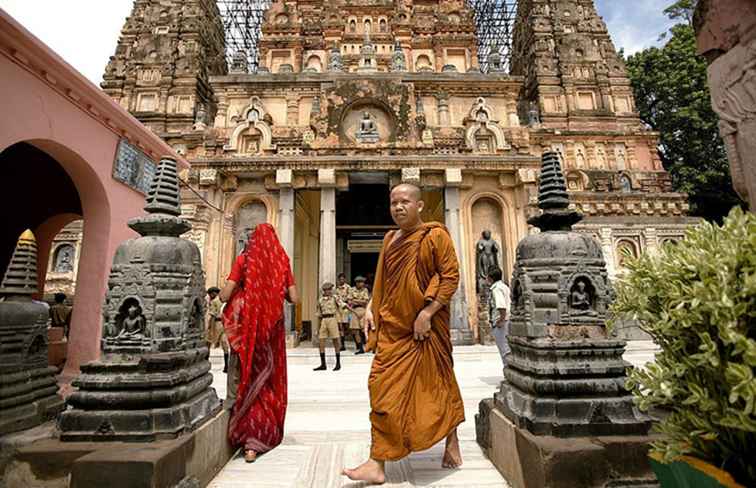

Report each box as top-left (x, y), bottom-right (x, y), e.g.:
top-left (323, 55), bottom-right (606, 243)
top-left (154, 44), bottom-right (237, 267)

top-left (208, 341), bottom-right (659, 488)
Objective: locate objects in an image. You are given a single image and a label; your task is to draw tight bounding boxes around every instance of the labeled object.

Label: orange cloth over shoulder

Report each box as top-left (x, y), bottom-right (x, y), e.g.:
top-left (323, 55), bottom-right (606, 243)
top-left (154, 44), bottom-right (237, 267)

top-left (367, 222), bottom-right (465, 461)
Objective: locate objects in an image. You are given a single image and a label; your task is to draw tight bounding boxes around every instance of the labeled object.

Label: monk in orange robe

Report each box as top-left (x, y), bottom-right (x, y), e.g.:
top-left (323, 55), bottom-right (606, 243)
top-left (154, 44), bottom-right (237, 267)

top-left (343, 184), bottom-right (465, 484)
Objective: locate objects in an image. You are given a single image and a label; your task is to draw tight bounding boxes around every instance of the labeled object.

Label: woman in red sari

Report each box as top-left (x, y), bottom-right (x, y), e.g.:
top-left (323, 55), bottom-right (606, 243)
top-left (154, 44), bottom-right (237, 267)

top-left (219, 223), bottom-right (298, 463)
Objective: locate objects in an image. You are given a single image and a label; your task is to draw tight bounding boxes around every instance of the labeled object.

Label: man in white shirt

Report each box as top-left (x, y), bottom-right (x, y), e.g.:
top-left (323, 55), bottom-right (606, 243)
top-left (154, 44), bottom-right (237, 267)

top-left (487, 268), bottom-right (511, 367)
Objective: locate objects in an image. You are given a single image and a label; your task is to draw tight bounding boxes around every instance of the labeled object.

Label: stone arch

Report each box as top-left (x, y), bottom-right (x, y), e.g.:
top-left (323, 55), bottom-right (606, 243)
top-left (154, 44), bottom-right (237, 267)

top-left (415, 54), bottom-right (433, 71)
top-left (305, 54), bottom-right (323, 72)
top-left (379, 18), bottom-right (388, 32)
top-left (565, 170), bottom-right (590, 191)
top-left (220, 194), bottom-right (278, 277)
top-left (615, 238), bottom-right (639, 269)
top-left (339, 97), bottom-right (398, 143)
top-left (226, 97), bottom-right (274, 154)
top-left (618, 172), bottom-right (633, 192)
top-left (464, 97), bottom-right (508, 152)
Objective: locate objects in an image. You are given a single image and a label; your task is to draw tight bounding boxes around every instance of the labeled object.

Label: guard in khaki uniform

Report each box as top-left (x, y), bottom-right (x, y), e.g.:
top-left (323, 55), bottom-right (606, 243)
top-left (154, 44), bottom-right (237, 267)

top-left (348, 276), bottom-right (370, 355)
top-left (335, 273), bottom-right (352, 351)
top-left (206, 287), bottom-right (229, 372)
top-left (314, 282), bottom-right (342, 371)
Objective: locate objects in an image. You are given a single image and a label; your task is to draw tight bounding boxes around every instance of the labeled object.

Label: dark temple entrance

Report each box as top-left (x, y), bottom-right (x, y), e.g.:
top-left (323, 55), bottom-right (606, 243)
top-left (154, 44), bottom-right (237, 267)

top-left (336, 175), bottom-right (393, 288)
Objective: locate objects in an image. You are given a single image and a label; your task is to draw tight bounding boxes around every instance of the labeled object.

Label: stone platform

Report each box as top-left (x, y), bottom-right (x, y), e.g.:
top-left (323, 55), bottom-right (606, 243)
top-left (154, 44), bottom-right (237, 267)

top-left (2, 408), bottom-right (234, 488)
top-left (208, 342), bottom-right (658, 488)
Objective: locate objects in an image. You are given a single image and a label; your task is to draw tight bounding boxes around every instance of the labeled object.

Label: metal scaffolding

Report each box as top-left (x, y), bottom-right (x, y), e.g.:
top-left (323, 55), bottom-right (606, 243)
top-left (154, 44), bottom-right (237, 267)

top-left (467, 0), bottom-right (517, 73)
top-left (218, 0), bottom-right (271, 72)
top-left (217, 0), bottom-right (517, 73)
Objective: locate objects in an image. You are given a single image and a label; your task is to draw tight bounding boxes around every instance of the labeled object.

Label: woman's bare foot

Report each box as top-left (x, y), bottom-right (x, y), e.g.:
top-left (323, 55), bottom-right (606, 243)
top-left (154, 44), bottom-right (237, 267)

top-left (342, 458), bottom-right (386, 485)
top-left (442, 429), bottom-right (463, 469)
top-left (244, 449), bottom-right (257, 463)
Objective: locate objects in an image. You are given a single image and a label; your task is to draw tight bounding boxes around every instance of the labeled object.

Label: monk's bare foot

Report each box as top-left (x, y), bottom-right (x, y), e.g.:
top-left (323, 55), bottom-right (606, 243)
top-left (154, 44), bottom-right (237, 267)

top-left (342, 458), bottom-right (386, 485)
top-left (244, 449), bottom-right (257, 463)
top-left (442, 429), bottom-right (463, 469)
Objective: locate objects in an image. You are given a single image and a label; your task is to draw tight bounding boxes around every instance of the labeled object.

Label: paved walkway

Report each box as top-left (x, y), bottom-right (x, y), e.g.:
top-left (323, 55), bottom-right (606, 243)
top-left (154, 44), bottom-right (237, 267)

top-left (207, 342), bottom-right (658, 488)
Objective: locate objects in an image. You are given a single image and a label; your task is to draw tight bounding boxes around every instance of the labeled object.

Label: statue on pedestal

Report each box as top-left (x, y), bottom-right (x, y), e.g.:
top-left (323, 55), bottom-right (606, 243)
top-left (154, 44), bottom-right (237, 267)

top-left (476, 230), bottom-right (500, 294)
top-left (356, 111), bottom-right (379, 143)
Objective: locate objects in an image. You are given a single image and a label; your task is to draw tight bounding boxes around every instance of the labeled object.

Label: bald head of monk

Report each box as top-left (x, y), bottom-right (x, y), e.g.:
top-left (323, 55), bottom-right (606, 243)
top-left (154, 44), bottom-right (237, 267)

top-left (390, 183), bottom-right (424, 230)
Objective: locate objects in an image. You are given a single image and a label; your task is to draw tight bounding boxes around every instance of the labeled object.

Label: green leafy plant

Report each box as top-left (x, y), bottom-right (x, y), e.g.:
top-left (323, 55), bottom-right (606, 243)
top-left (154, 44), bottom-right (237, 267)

top-left (611, 207), bottom-right (756, 486)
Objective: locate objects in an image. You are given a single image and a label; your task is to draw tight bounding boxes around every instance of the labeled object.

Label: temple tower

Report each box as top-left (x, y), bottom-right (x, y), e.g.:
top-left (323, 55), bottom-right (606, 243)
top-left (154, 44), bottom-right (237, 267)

top-left (101, 0), bottom-right (226, 136)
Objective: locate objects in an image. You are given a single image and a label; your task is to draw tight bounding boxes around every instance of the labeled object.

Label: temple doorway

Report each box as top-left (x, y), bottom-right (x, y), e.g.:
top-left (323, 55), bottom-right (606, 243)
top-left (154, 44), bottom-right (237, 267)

top-left (336, 176), bottom-right (392, 286)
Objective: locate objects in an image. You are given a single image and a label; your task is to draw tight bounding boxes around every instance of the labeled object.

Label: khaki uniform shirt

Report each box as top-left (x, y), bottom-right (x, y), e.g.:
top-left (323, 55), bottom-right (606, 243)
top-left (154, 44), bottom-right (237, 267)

top-left (348, 287), bottom-right (370, 308)
top-left (335, 284), bottom-right (352, 321)
top-left (207, 296), bottom-right (222, 321)
top-left (317, 295), bottom-right (339, 317)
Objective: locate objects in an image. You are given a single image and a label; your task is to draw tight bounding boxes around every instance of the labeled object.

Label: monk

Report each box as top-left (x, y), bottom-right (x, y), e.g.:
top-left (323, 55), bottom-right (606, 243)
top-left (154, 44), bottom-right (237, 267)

top-left (343, 183), bottom-right (465, 485)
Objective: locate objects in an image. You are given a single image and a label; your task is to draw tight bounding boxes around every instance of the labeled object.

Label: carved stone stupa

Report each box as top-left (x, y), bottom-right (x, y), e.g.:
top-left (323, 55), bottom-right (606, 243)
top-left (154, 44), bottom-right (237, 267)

top-left (492, 151), bottom-right (651, 436)
top-left (475, 151), bottom-right (655, 486)
top-left (0, 231), bottom-right (65, 435)
top-left (58, 157), bottom-right (220, 442)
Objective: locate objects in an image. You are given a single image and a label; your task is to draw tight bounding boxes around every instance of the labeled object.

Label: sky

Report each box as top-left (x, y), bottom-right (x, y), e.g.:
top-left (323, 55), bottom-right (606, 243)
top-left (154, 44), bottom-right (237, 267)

top-left (0, 0), bottom-right (676, 85)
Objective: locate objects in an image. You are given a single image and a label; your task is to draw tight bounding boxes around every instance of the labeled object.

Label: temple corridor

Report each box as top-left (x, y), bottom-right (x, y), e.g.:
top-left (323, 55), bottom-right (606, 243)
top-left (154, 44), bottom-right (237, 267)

top-left (207, 343), bottom-right (658, 487)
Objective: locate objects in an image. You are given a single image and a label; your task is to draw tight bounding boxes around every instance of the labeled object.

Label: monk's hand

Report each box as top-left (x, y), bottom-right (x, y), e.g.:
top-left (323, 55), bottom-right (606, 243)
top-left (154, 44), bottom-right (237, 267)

top-left (364, 308), bottom-right (376, 337)
top-left (413, 310), bottom-right (432, 341)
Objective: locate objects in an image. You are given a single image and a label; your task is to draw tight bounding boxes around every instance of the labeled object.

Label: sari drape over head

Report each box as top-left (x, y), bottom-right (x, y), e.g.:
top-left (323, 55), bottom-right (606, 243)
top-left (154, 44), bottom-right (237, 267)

top-left (223, 223), bottom-right (293, 452)
top-left (367, 222), bottom-right (465, 461)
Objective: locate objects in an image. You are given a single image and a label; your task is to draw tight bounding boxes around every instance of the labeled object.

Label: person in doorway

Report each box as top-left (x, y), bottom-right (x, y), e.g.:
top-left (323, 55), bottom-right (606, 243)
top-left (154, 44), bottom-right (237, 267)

top-left (335, 273), bottom-right (352, 351)
top-left (314, 282), bottom-right (342, 371)
top-left (206, 287), bottom-right (229, 371)
top-left (487, 268), bottom-right (511, 367)
top-left (347, 276), bottom-right (369, 355)
top-left (219, 223), bottom-right (298, 463)
top-left (343, 184), bottom-right (465, 485)
top-left (50, 292), bottom-right (72, 338)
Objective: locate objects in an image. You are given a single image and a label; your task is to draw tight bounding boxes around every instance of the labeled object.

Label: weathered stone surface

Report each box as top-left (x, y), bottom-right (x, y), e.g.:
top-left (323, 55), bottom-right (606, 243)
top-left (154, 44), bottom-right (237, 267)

top-left (4, 408), bottom-right (233, 488)
top-left (481, 409), bottom-right (658, 488)
top-left (694, 0), bottom-right (756, 210)
top-left (58, 158), bottom-right (220, 442)
top-left (0, 231), bottom-right (64, 437)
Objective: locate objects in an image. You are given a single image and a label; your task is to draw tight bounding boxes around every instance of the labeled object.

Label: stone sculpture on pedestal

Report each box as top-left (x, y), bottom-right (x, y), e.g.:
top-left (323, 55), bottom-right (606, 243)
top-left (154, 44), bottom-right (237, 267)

top-left (356, 111), bottom-right (380, 143)
top-left (0, 231), bottom-right (65, 435)
top-left (475, 152), bottom-right (655, 487)
top-left (58, 157), bottom-right (221, 442)
top-left (328, 43), bottom-right (344, 72)
top-left (475, 230), bottom-right (500, 344)
top-left (390, 40), bottom-right (407, 72)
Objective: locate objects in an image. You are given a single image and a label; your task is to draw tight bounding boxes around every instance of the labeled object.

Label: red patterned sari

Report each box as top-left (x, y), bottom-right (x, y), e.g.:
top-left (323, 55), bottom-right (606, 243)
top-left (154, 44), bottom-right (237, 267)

top-left (223, 224), bottom-right (294, 453)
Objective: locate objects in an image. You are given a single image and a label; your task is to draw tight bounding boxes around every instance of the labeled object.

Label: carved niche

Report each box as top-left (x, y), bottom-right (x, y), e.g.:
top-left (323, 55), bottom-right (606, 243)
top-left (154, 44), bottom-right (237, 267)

top-left (226, 96), bottom-right (274, 154)
top-left (464, 97), bottom-right (509, 153)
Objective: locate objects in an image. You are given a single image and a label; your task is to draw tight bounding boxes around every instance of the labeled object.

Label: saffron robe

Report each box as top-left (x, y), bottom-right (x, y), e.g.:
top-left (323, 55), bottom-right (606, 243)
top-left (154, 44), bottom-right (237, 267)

top-left (367, 222), bottom-right (465, 461)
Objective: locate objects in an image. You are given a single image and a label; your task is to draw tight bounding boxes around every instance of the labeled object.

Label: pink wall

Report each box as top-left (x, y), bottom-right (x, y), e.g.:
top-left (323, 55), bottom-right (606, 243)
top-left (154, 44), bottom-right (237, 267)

top-left (0, 9), bottom-right (188, 378)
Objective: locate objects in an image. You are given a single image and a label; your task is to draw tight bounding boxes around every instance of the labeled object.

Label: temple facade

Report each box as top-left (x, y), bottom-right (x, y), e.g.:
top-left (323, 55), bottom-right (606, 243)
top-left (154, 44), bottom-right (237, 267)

top-left (52, 0), bottom-right (696, 339)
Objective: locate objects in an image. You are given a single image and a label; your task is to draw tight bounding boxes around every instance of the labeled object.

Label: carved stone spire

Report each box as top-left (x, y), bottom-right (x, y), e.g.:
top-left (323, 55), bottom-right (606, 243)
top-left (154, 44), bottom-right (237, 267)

top-left (528, 151), bottom-right (583, 231)
top-left (0, 230), bottom-right (38, 297)
top-left (128, 157), bottom-right (191, 237)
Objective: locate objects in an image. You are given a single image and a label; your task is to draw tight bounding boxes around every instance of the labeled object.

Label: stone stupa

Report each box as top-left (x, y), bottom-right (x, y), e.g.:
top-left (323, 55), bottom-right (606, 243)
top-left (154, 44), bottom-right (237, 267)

top-left (58, 157), bottom-right (220, 442)
top-left (476, 151), bottom-right (655, 487)
top-left (0, 230), bottom-right (65, 435)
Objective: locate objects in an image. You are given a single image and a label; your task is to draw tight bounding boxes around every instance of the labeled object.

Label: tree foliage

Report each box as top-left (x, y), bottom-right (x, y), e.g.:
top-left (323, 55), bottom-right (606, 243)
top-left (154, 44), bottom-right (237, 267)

top-left (611, 207), bottom-right (756, 486)
top-left (625, 6), bottom-right (743, 221)
top-left (663, 0), bottom-right (698, 25)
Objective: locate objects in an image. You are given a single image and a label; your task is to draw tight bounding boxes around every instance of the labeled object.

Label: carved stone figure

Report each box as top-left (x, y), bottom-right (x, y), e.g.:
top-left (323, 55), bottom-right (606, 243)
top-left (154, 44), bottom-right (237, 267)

top-left (570, 279), bottom-right (592, 311)
top-left (390, 40), bottom-right (407, 72)
top-left (54, 245), bottom-right (74, 272)
top-left (488, 44), bottom-right (504, 72)
top-left (527, 101), bottom-right (541, 126)
top-left (476, 230), bottom-right (500, 293)
top-left (118, 303), bottom-right (146, 338)
top-left (356, 111), bottom-right (379, 143)
top-left (193, 104), bottom-right (207, 130)
top-left (328, 43), bottom-right (344, 72)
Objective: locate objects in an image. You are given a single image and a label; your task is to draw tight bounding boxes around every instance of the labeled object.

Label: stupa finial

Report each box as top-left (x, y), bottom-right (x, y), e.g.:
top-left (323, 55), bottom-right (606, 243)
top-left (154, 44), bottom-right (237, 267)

top-left (0, 229), bottom-right (39, 296)
top-left (527, 151), bottom-right (583, 231)
top-left (128, 157), bottom-right (191, 237)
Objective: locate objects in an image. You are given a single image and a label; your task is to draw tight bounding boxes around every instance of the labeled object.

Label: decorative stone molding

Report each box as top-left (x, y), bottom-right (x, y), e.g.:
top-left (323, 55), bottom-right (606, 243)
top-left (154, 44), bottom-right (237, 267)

top-left (225, 96), bottom-right (274, 154)
top-left (318, 168), bottom-right (337, 187)
top-left (198, 168), bottom-right (218, 186)
top-left (464, 97), bottom-right (509, 153)
top-left (401, 167), bottom-right (421, 184)
top-left (445, 168), bottom-right (463, 187)
top-left (276, 169), bottom-right (293, 187)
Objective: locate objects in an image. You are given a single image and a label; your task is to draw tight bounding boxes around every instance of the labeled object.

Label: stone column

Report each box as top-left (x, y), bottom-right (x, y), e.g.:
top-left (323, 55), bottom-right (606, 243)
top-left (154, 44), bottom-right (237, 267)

top-left (599, 227), bottom-right (616, 279)
top-left (444, 168), bottom-right (473, 345)
top-left (437, 93), bottom-right (451, 126)
top-left (277, 170), bottom-right (296, 334)
top-left (318, 169), bottom-right (337, 288)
